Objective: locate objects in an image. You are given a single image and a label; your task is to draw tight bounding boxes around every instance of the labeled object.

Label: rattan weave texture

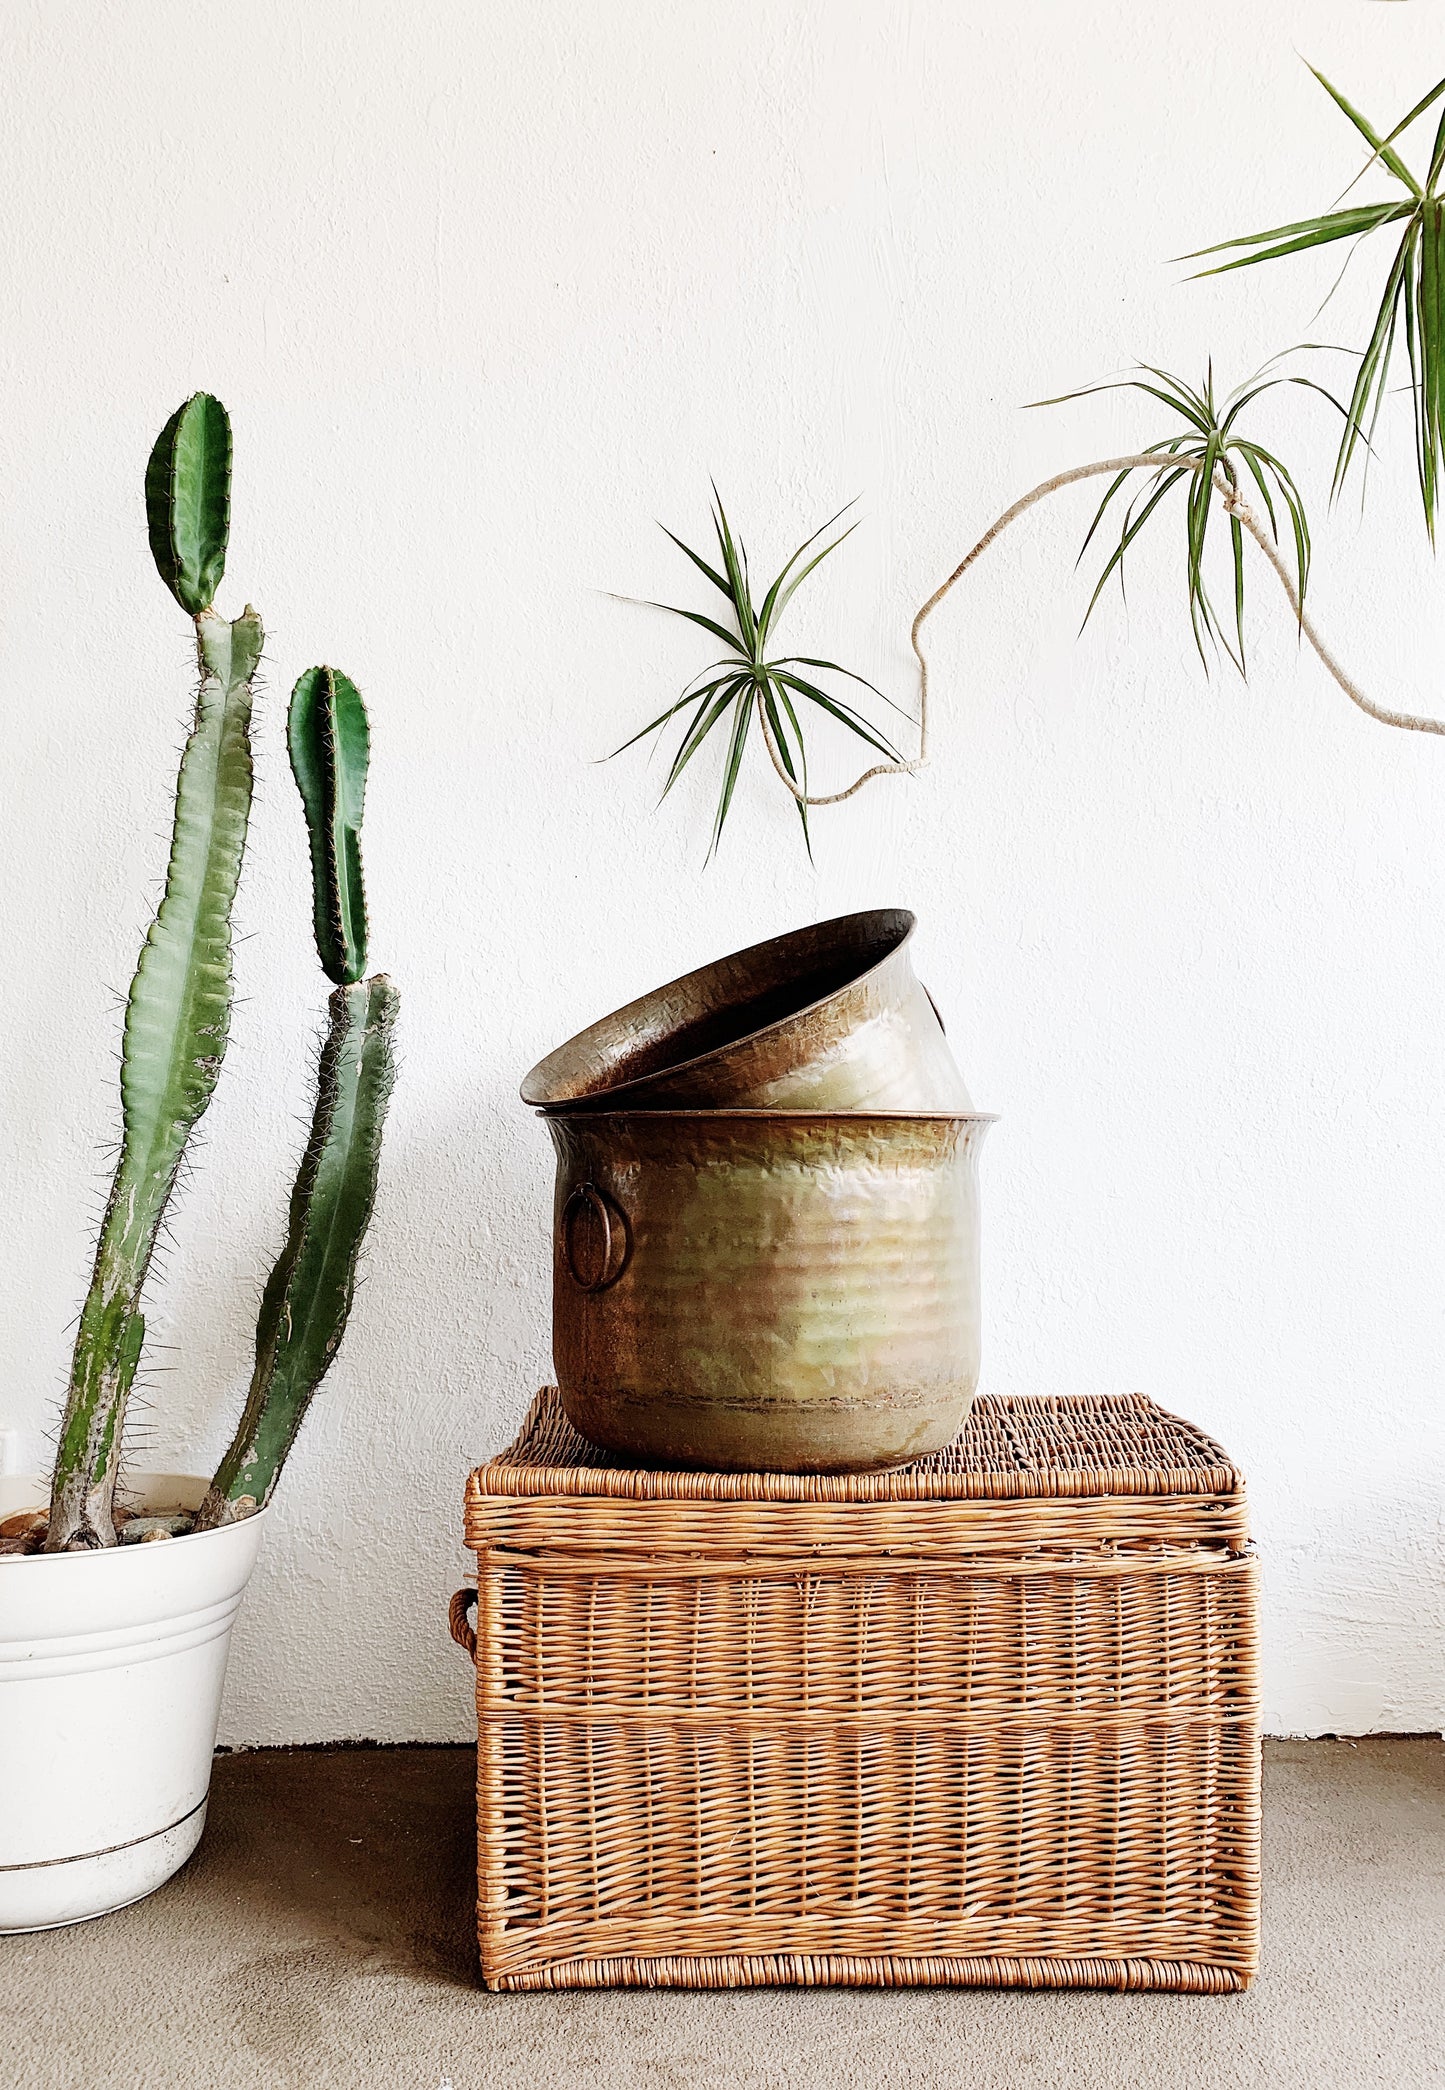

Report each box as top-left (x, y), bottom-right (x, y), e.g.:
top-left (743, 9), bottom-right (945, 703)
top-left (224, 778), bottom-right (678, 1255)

top-left (461, 1389), bottom-right (1259, 1992)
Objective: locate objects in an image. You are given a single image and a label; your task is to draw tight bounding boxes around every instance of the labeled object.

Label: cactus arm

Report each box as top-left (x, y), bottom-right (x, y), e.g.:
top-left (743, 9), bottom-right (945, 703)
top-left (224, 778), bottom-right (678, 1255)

top-left (287, 667), bottom-right (369, 984)
top-left (198, 661), bottom-right (392, 1530)
top-left (196, 974), bottom-right (398, 1524)
top-left (46, 606), bottom-right (263, 1550)
top-left (145, 394), bottom-right (232, 617)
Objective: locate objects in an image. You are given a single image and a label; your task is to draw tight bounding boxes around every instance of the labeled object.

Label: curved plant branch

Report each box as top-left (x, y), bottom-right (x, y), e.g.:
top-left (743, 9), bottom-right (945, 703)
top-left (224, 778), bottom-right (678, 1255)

top-left (756, 453), bottom-right (1445, 812)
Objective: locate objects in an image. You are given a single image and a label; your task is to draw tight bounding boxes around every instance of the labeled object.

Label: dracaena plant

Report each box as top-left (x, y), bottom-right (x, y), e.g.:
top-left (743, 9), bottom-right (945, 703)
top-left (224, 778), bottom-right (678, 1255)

top-left (1031, 356), bottom-right (1346, 672)
top-left (614, 492), bottom-right (906, 855)
top-left (1189, 65), bottom-right (1445, 541)
top-left (734, 57), bottom-right (1445, 841)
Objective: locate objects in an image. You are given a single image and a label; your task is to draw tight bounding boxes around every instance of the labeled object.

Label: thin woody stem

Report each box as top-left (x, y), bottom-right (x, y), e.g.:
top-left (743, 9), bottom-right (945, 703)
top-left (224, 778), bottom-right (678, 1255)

top-left (756, 454), bottom-right (1445, 808)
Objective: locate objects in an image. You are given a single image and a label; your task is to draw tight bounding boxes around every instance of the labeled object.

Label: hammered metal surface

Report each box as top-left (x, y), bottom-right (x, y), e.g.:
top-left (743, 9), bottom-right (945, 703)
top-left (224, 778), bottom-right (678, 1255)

top-left (548, 1111), bottom-right (992, 1472)
top-left (521, 909), bottom-right (970, 1113)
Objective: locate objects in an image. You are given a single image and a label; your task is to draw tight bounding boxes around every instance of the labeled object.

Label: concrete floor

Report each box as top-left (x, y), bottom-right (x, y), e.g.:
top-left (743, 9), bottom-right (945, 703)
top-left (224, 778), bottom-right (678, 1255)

top-left (5, 1740), bottom-right (1443, 2090)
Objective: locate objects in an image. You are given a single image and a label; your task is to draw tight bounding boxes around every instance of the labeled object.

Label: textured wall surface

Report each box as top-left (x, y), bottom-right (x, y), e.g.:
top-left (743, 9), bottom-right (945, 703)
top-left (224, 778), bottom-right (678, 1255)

top-left (1, 0), bottom-right (1441, 1741)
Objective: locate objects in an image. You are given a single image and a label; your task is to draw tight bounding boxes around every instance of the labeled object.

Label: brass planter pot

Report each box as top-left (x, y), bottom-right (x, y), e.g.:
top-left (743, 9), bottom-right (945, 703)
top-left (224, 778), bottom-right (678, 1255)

top-left (548, 1110), bottom-right (994, 1473)
top-left (522, 909), bottom-right (969, 1114)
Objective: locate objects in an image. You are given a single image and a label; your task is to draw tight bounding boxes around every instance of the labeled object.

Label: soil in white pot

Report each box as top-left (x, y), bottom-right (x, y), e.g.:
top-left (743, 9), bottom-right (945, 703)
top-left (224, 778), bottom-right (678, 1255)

top-left (0, 1504), bottom-right (202, 1555)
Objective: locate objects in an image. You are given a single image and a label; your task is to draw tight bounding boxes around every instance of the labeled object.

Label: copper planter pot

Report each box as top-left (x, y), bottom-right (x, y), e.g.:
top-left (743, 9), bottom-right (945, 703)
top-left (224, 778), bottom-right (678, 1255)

top-left (549, 1110), bottom-right (994, 1473)
top-left (522, 909), bottom-right (969, 1114)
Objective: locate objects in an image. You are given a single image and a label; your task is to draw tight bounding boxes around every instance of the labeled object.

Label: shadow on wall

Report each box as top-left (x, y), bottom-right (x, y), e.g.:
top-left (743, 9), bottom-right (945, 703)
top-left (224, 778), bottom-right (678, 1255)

top-left (213, 1098), bottom-right (553, 1748)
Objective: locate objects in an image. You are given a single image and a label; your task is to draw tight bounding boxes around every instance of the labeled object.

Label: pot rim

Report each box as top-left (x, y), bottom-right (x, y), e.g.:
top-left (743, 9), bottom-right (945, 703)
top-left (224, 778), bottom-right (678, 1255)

top-left (0, 1472), bottom-right (270, 1566)
top-left (520, 906), bottom-right (921, 1109)
top-left (539, 1108), bottom-right (999, 1124)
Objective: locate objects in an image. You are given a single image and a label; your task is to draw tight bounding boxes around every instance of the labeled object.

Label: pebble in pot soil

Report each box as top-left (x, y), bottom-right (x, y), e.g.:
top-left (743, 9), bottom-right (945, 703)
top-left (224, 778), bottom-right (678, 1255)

top-left (0, 1507), bottom-right (191, 1555)
top-left (0, 1509), bottom-right (49, 1554)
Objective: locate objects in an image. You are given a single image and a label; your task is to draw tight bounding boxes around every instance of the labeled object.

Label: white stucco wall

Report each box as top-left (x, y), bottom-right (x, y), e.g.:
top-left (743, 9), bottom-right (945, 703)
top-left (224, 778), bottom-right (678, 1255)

top-left (1, 0), bottom-right (1441, 1741)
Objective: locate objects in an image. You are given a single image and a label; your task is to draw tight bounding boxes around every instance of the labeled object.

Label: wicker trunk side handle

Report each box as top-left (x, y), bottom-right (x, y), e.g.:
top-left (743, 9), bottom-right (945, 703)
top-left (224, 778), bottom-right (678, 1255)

top-left (449, 1586), bottom-right (477, 1661)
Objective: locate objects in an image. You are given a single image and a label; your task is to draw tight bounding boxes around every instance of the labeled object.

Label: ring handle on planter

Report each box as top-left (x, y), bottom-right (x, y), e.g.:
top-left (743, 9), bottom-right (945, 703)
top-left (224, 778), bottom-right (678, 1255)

top-left (449, 1587), bottom-right (477, 1662)
top-left (561, 1182), bottom-right (629, 1292)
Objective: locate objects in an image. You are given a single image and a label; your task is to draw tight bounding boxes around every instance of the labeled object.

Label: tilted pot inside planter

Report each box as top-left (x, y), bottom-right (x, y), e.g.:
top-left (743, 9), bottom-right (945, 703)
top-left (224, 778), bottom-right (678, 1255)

top-left (0, 1475), bottom-right (266, 1931)
top-left (522, 907), bottom-right (970, 1114)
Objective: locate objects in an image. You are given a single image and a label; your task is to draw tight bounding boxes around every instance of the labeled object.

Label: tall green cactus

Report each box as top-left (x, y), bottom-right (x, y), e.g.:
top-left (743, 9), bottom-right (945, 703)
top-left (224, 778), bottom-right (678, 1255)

top-left (195, 668), bottom-right (397, 1528)
top-left (47, 397), bottom-right (261, 1551)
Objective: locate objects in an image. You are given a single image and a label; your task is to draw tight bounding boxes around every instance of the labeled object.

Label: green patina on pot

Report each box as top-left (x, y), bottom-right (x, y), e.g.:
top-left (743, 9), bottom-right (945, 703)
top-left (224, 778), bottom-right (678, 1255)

top-left (547, 1110), bottom-right (993, 1474)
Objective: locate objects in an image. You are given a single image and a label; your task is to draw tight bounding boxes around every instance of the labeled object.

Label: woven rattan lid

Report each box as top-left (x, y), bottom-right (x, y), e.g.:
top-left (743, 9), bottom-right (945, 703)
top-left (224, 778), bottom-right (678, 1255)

top-left (469, 1387), bottom-right (1242, 1504)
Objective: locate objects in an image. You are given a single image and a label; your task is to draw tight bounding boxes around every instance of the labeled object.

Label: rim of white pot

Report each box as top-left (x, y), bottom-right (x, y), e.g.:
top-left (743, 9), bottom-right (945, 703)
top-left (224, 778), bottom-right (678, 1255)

top-left (0, 1472), bottom-right (270, 1557)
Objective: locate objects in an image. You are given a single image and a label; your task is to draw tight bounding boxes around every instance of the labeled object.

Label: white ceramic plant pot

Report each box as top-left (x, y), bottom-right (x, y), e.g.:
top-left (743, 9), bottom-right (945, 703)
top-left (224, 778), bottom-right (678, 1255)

top-left (0, 1473), bottom-right (266, 1932)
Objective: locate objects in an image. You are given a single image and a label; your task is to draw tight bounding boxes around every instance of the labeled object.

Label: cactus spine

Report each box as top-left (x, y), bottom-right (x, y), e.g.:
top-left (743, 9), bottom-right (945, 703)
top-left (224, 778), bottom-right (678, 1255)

top-left (47, 396), bottom-right (261, 1550)
top-left (195, 667), bottom-right (397, 1527)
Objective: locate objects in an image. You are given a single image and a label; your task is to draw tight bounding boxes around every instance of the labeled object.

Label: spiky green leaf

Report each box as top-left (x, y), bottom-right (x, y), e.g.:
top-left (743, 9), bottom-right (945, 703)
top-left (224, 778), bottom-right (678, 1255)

top-left (661, 678), bottom-right (746, 796)
top-left (706, 686), bottom-right (755, 854)
top-left (761, 679), bottom-right (811, 856)
top-left (1080, 467), bottom-right (1187, 628)
top-left (1304, 65), bottom-right (1422, 197)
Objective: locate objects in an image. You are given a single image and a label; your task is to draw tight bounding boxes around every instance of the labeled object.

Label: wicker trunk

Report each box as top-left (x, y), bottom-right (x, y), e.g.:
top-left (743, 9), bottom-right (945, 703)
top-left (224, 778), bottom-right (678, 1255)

top-left (457, 1389), bottom-right (1259, 1992)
